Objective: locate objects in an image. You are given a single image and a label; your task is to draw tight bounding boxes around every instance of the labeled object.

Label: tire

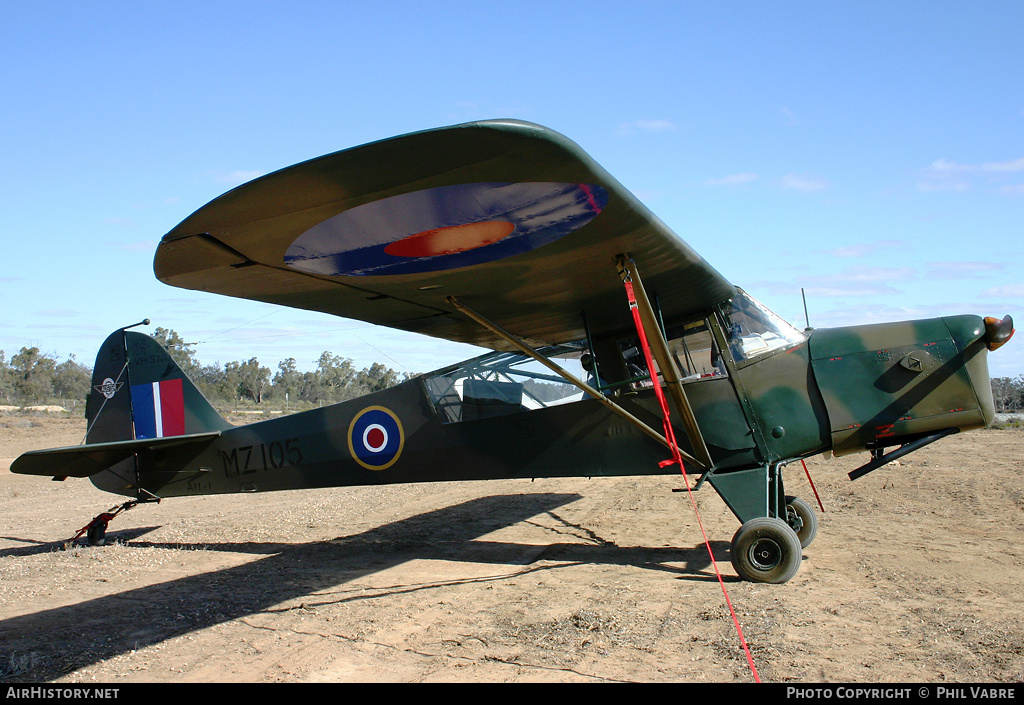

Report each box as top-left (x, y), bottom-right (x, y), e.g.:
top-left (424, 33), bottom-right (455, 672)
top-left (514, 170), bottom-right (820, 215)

top-left (730, 517), bottom-right (802, 584)
top-left (785, 495), bottom-right (818, 549)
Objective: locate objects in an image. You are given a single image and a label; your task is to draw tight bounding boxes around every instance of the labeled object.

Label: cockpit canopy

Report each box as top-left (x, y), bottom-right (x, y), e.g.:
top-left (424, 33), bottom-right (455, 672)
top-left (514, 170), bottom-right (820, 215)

top-left (421, 289), bottom-right (807, 424)
top-left (722, 289), bottom-right (806, 363)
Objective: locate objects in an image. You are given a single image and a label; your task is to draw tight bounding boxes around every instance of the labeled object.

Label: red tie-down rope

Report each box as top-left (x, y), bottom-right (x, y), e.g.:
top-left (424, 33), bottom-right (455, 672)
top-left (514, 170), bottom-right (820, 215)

top-left (622, 277), bottom-right (761, 683)
top-left (801, 459), bottom-right (825, 513)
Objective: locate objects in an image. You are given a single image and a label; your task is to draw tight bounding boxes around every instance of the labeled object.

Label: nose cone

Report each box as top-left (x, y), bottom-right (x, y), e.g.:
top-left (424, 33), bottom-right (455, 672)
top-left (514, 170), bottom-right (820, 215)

top-left (984, 315), bottom-right (1014, 351)
top-left (943, 314), bottom-right (1015, 352)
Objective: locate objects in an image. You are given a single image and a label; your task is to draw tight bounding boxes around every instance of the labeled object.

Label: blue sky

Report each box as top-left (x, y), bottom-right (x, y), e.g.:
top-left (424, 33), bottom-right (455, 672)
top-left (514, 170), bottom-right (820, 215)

top-left (2, 1), bottom-right (1021, 378)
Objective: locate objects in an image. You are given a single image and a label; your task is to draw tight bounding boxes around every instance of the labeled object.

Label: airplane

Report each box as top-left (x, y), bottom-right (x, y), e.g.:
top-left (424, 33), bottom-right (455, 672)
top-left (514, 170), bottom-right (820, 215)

top-left (11, 119), bottom-right (1015, 584)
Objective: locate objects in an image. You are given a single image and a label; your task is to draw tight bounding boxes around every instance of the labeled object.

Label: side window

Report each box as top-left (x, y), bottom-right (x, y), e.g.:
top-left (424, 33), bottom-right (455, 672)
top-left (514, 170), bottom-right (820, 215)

top-left (665, 319), bottom-right (729, 379)
top-left (423, 345), bottom-right (587, 423)
top-left (604, 318), bottom-right (728, 393)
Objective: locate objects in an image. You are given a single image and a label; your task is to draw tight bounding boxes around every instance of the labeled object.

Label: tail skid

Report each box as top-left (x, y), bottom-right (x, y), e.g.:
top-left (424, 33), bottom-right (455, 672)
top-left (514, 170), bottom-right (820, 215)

top-left (64, 497), bottom-right (154, 548)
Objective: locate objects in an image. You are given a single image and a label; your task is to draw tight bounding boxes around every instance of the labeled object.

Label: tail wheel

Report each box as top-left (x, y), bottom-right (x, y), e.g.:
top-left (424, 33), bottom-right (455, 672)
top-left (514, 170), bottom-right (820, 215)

top-left (730, 517), bottom-right (802, 584)
top-left (86, 522), bottom-right (107, 547)
top-left (785, 495), bottom-right (818, 549)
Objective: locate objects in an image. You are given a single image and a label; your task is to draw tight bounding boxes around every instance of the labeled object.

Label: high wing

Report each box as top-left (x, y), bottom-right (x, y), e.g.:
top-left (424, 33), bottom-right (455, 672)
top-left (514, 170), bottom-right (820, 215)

top-left (155, 120), bottom-right (734, 349)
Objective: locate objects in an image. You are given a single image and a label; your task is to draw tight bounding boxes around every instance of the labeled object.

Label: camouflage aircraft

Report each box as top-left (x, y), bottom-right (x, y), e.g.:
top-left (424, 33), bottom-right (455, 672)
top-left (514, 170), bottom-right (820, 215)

top-left (12, 120), bottom-right (1015, 583)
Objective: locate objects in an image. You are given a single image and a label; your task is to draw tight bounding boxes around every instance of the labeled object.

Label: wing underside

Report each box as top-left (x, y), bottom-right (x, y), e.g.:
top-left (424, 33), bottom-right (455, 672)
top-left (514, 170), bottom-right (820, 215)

top-left (155, 120), bottom-right (734, 349)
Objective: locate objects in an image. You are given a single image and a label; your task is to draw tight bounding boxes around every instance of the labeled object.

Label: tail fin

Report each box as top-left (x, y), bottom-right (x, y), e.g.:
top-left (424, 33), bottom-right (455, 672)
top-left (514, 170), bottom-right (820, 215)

top-left (86, 328), bottom-right (230, 445)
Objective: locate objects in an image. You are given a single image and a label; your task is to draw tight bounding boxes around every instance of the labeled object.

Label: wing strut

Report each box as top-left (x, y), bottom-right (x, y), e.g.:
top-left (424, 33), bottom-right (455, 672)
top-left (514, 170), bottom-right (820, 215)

top-left (616, 257), bottom-right (713, 470)
top-left (445, 296), bottom-right (687, 457)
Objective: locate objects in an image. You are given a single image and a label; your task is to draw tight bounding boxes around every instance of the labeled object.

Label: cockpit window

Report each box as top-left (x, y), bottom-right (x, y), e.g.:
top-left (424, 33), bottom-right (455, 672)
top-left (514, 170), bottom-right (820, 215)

top-left (423, 343), bottom-right (586, 423)
top-left (721, 290), bottom-right (805, 362)
top-left (608, 318), bottom-right (729, 393)
top-left (665, 319), bottom-right (729, 379)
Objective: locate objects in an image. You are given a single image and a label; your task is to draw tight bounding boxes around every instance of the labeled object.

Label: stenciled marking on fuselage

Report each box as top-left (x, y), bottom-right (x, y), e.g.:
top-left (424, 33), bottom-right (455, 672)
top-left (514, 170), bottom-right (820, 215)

top-left (283, 182), bottom-right (608, 277)
top-left (221, 437), bottom-right (303, 477)
top-left (347, 406), bottom-right (404, 471)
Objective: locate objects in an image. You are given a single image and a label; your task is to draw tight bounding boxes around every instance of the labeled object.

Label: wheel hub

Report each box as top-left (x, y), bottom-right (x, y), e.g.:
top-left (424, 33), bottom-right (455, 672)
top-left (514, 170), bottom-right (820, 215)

top-left (786, 505), bottom-right (804, 533)
top-left (749, 537), bottom-right (782, 570)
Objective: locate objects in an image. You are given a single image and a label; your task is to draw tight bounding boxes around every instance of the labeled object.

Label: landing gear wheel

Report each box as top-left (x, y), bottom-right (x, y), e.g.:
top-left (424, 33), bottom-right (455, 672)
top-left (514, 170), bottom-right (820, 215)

top-left (731, 517), bottom-right (802, 584)
top-left (86, 522), bottom-right (107, 547)
top-left (785, 495), bottom-right (818, 549)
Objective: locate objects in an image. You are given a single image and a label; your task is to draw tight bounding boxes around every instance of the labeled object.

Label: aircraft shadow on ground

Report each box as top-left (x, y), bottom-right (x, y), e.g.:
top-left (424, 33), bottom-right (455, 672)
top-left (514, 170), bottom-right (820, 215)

top-left (0, 527), bottom-right (165, 559)
top-left (0, 492), bottom-right (732, 682)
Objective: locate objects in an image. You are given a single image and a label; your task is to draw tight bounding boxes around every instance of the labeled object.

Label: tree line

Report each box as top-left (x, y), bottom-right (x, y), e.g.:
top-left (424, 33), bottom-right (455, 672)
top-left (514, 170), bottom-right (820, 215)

top-left (0, 328), bottom-right (411, 410)
top-left (991, 376), bottom-right (1024, 413)
top-left (3, 328), bottom-right (1023, 414)
top-left (0, 347), bottom-right (92, 406)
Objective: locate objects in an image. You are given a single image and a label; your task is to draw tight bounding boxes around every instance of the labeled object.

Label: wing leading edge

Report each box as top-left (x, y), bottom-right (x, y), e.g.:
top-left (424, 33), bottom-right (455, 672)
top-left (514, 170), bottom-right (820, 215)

top-left (155, 120), bottom-right (734, 349)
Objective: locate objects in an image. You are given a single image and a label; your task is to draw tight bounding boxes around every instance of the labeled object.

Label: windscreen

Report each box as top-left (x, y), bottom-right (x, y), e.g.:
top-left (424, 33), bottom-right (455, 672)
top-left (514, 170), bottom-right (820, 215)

top-left (721, 290), bottom-right (806, 362)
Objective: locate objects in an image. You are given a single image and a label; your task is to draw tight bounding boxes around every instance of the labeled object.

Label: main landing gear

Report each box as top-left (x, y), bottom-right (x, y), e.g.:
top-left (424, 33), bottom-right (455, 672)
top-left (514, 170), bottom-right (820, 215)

top-left (785, 495), bottom-right (817, 549)
top-left (729, 496), bottom-right (817, 584)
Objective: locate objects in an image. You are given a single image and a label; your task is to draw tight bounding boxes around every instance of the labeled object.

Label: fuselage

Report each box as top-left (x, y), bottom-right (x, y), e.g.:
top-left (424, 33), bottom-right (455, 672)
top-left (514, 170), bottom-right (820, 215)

top-left (91, 302), bottom-right (997, 518)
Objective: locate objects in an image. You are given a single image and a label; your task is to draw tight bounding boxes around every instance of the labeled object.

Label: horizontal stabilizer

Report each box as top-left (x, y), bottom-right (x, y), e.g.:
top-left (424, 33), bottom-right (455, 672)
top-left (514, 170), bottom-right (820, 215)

top-left (11, 432), bottom-right (221, 479)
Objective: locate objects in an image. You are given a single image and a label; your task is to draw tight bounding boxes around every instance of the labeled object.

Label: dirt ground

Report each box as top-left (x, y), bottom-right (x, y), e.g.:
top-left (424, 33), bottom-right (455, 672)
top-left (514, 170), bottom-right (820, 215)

top-left (1, 412), bottom-right (1022, 684)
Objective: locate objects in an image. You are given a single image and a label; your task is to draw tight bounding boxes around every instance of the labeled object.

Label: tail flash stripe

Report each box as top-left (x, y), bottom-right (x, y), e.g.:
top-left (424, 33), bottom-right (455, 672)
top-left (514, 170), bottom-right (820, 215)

top-left (152, 381), bottom-right (163, 436)
top-left (130, 379), bottom-right (185, 438)
top-left (159, 378), bottom-right (185, 436)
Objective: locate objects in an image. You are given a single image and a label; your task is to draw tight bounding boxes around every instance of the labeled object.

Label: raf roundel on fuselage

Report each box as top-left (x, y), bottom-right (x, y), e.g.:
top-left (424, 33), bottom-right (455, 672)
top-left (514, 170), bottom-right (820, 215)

top-left (348, 406), bottom-right (405, 471)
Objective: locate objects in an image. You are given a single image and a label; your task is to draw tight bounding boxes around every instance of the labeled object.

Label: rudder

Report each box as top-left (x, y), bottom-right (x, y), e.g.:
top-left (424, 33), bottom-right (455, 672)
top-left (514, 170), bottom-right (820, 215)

top-left (86, 328), bottom-right (230, 444)
top-left (85, 326), bottom-right (230, 497)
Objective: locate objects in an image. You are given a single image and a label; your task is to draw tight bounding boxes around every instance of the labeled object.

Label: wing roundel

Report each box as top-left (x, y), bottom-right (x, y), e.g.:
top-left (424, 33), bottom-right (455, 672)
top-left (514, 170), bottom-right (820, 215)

top-left (155, 120), bottom-right (733, 349)
top-left (284, 181), bottom-right (609, 277)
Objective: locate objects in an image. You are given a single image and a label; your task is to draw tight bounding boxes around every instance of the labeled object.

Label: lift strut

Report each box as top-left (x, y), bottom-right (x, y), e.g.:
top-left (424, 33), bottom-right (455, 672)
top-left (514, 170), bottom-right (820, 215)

top-left (445, 295), bottom-right (690, 458)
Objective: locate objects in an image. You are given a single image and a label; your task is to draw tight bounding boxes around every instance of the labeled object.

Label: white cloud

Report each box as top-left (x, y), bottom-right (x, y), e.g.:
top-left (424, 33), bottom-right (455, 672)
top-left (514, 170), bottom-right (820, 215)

top-left (104, 217), bottom-right (139, 230)
top-left (799, 265), bottom-right (915, 296)
top-left (704, 172), bottom-right (759, 186)
top-left (811, 301), bottom-right (986, 329)
top-left (212, 169), bottom-right (267, 186)
top-left (100, 239), bottom-right (158, 253)
top-left (757, 265), bottom-right (915, 299)
top-left (926, 261), bottom-right (1005, 280)
top-left (981, 284), bottom-right (1024, 298)
top-left (617, 119), bottom-right (676, 136)
top-left (119, 240), bottom-right (159, 253)
top-left (780, 173), bottom-right (828, 191)
top-left (916, 179), bottom-right (970, 193)
top-left (825, 265), bottom-right (916, 283)
top-left (923, 157), bottom-right (1024, 173)
top-left (635, 119), bottom-right (675, 131)
top-left (981, 157), bottom-right (1024, 172)
top-left (801, 284), bottom-right (903, 297)
top-left (818, 240), bottom-right (906, 258)
top-left (927, 158), bottom-right (972, 173)
top-left (33, 309), bottom-right (78, 317)
top-left (447, 102), bottom-right (533, 122)
top-left (918, 156), bottom-right (1024, 193)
